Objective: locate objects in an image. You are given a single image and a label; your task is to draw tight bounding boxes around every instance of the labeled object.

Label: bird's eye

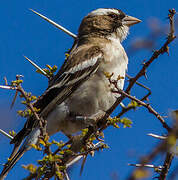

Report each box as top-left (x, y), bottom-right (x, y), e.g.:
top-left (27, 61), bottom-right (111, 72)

top-left (109, 13), bottom-right (118, 19)
top-left (119, 13), bottom-right (126, 19)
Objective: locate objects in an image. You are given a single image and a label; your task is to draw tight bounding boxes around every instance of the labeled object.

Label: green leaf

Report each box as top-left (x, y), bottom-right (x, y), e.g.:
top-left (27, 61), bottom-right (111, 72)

top-left (128, 100), bottom-right (142, 109)
top-left (22, 164), bottom-right (37, 174)
top-left (120, 117), bottom-right (132, 128)
top-left (46, 64), bottom-right (53, 70)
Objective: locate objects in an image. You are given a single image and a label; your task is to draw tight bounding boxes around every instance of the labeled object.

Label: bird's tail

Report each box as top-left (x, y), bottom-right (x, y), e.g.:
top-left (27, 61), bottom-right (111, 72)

top-left (0, 128), bottom-right (40, 180)
top-left (0, 147), bottom-right (27, 180)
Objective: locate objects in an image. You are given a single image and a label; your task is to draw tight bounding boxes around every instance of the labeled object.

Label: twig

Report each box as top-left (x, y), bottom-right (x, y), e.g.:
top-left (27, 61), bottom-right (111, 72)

top-left (168, 9), bottom-right (176, 38)
top-left (117, 104), bottom-right (136, 118)
top-left (126, 141), bottom-right (167, 180)
top-left (80, 155), bottom-right (87, 175)
top-left (52, 139), bottom-right (72, 155)
top-left (116, 74), bottom-right (151, 118)
top-left (99, 8), bottom-right (176, 132)
top-left (126, 74), bottom-right (151, 101)
top-left (158, 152), bottom-right (174, 180)
top-left (17, 85), bottom-right (45, 136)
top-left (5, 75), bottom-right (46, 138)
top-left (64, 141), bottom-right (103, 172)
top-left (0, 76), bottom-right (45, 134)
top-left (30, 9), bottom-right (77, 39)
top-left (127, 128), bottom-right (177, 180)
top-left (3, 77), bottom-right (8, 85)
top-left (106, 74), bottom-right (171, 132)
top-left (74, 142), bottom-right (103, 156)
top-left (10, 90), bottom-right (18, 109)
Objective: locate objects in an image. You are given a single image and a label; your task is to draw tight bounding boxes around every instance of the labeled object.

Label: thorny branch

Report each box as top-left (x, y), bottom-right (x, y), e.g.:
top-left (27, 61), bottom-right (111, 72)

top-left (0, 75), bottom-right (46, 138)
top-left (126, 127), bottom-right (177, 180)
top-left (124, 8), bottom-right (177, 180)
top-left (16, 85), bottom-right (46, 137)
top-left (109, 78), bottom-right (171, 131)
top-left (0, 8), bottom-right (177, 180)
top-left (158, 153), bottom-right (174, 180)
top-left (98, 9), bottom-right (176, 131)
top-left (126, 141), bottom-right (167, 180)
top-left (117, 74), bottom-right (151, 118)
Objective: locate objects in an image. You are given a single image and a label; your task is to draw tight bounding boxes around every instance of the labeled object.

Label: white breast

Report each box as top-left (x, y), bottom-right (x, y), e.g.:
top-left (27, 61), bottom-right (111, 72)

top-left (46, 38), bottom-right (128, 136)
top-left (67, 38), bottom-right (128, 115)
top-left (100, 36), bottom-right (128, 90)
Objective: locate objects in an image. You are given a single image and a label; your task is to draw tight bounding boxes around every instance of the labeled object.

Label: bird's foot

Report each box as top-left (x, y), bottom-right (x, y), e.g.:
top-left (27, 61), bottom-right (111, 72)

top-left (74, 110), bottom-right (106, 129)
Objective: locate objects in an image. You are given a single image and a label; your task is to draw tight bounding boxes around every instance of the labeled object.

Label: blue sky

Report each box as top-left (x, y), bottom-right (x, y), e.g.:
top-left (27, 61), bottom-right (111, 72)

top-left (0, 0), bottom-right (178, 180)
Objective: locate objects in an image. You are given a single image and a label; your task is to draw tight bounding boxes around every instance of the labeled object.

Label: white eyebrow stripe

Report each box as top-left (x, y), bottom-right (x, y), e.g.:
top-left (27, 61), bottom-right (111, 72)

top-left (88, 8), bottom-right (119, 17)
top-left (66, 54), bottom-right (102, 74)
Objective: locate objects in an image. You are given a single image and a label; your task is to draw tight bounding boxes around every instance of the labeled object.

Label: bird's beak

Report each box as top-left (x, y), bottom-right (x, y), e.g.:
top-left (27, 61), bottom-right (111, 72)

top-left (122, 15), bottom-right (141, 26)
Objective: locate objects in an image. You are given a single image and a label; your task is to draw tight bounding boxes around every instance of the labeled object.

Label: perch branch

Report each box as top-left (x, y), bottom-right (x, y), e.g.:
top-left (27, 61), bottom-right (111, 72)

top-left (100, 8), bottom-right (176, 132)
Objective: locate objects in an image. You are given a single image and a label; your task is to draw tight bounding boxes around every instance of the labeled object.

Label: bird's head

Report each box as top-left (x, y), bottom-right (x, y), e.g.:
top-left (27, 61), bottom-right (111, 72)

top-left (78, 8), bottom-right (141, 42)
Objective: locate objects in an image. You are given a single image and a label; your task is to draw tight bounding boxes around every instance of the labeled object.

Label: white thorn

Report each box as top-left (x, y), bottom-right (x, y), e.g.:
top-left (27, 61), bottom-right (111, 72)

top-left (30, 9), bottom-right (77, 39)
top-left (0, 129), bottom-right (13, 140)
top-left (128, 163), bottom-right (163, 169)
top-left (0, 85), bottom-right (17, 90)
top-left (66, 155), bottom-right (83, 168)
top-left (120, 102), bottom-right (126, 108)
top-left (66, 141), bottom-right (102, 168)
top-left (147, 133), bottom-right (167, 140)
top-left (23, 56), bottom-right (49, 78)
top-left (63, 170), bottom-right (70, 180)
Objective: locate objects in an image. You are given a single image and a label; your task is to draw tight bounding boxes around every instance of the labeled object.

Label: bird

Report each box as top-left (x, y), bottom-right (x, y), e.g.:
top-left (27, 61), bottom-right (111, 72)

top-left (0, 8), bottom-right (141, 179)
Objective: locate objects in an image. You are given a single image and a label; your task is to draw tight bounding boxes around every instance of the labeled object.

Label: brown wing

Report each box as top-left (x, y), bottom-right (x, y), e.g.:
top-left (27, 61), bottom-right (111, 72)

top-left (11, 45), bottom-right (103, 145)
